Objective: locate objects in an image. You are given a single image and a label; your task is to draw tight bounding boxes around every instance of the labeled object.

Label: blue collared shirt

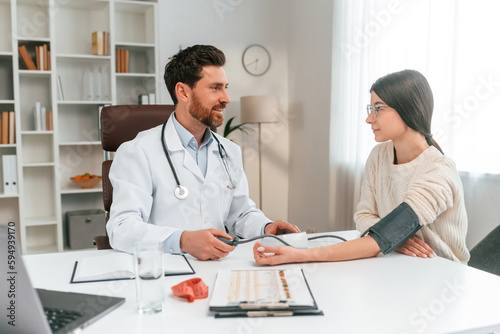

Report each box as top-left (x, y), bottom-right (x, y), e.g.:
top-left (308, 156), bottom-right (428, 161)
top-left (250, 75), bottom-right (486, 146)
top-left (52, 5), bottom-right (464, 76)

top-left (172, 112), bottom-right (213, 177)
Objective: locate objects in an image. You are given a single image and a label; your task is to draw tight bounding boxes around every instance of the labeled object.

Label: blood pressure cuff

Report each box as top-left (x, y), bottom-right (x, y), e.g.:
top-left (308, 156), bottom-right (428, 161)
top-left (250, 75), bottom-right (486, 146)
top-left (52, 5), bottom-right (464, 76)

top-left (368, 202), bottom-right (421, 254)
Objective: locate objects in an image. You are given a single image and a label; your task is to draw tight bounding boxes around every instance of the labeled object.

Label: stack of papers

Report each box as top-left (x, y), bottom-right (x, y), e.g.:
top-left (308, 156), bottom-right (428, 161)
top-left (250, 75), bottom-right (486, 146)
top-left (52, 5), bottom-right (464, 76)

top-left (209, 268), bottom-right (323, 318)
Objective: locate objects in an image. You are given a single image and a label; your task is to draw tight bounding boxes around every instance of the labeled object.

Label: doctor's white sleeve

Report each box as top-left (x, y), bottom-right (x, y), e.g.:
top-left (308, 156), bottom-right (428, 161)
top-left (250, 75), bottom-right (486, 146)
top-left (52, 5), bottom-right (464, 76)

top-left (106, 141), bottom-right (178, 254)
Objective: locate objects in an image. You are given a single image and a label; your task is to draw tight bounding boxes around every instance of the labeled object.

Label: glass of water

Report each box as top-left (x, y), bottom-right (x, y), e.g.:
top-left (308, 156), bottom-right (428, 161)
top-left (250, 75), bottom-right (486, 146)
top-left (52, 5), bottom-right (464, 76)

top-left (134, 241), bottom-right (165, 314)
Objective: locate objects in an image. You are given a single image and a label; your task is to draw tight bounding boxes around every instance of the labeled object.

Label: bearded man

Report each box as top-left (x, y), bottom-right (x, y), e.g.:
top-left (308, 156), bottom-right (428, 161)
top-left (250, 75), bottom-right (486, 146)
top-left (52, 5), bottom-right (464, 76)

top-left (108, 45), bottom-right (298, 260)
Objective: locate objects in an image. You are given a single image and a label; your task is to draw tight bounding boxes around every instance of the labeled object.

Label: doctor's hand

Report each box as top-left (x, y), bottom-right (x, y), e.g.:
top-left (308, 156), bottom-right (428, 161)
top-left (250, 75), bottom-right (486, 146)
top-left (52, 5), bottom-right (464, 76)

top-left (396, 236), bottom-right (436, 258)
top-left (253, 242), bottom-right (305, 265)
top-left (180, 229), bottom-right (235, 261)
top-left (264, 220), bottom-right (300, 235)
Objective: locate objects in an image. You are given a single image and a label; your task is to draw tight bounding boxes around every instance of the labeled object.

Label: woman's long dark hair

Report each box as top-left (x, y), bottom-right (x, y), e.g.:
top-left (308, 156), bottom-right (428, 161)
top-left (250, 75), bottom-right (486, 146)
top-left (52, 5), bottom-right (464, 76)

top-left (370, 69), bottom-right (444, 154)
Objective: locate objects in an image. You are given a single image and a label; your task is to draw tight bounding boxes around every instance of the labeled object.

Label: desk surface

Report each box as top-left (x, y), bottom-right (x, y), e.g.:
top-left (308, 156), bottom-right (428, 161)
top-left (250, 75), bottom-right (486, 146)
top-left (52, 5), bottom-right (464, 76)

top-left (24, 231), bottom-right (500, 334)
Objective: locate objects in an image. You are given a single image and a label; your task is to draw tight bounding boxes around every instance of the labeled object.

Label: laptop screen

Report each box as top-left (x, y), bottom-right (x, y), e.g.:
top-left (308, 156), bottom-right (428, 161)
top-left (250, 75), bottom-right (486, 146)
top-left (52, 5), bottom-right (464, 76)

top-left (0, 224), bottom-right (125, 334)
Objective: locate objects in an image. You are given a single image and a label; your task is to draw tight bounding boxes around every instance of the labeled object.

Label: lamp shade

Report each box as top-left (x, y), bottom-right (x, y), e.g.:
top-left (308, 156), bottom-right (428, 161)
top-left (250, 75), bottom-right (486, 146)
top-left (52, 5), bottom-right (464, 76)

top-left (240, 95), bottom-right (279, 124)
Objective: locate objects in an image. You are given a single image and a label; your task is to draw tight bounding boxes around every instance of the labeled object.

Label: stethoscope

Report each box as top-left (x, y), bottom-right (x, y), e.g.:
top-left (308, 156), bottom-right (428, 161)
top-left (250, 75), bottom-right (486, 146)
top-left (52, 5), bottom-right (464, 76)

top-left (161, 120), bottom-right (237, 200)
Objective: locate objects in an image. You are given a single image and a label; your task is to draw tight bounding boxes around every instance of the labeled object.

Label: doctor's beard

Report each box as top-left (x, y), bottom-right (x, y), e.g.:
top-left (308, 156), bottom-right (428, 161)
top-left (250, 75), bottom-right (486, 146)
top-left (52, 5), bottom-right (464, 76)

top-left (189, 92), bottom-right (225, 129)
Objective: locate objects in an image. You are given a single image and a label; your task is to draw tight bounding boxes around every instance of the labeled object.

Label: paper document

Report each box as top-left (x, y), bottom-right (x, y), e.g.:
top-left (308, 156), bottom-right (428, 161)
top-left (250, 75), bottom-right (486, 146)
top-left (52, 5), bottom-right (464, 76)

top-left (210, 268), bottom-right (315, 308)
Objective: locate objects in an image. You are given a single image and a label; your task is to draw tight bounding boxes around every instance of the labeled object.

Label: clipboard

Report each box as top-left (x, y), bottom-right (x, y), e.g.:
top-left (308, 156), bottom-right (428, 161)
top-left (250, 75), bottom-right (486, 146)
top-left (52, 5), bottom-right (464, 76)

top-left (209, 268), bottom-right (323, 318)
top-left (70, 253), bottom-right (195, 284)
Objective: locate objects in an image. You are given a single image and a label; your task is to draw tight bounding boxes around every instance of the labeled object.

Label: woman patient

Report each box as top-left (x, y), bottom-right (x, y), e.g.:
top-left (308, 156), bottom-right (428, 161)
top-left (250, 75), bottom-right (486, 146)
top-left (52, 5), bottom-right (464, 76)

top-left (254, 70), bottom-right (469, 265)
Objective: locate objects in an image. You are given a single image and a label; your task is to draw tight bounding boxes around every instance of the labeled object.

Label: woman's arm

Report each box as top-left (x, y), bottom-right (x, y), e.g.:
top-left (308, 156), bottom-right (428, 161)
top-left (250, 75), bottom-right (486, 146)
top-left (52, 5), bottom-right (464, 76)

top-left (253, 236), bottom-right (381, 265)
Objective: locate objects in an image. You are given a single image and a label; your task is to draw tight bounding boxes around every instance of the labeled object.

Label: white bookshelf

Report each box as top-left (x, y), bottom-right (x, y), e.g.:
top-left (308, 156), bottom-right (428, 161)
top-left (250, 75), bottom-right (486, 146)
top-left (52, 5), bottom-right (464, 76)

top-left (1, 0), bottom-right (159, 254)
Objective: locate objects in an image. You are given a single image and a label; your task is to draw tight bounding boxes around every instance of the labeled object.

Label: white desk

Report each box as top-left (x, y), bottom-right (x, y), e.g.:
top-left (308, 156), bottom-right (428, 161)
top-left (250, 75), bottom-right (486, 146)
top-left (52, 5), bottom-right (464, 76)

top-left (24, 231), bottom-right (500, 334)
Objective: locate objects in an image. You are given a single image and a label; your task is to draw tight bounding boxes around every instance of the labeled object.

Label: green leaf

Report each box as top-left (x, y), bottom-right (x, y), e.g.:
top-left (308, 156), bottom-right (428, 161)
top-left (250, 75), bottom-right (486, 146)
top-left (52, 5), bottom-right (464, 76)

top-left (224, 116), bottom-right (249, 137)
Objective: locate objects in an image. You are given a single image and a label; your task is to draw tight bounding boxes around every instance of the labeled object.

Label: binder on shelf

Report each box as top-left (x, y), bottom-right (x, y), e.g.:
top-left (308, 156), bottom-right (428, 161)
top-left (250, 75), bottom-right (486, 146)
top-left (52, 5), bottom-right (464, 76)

top-left (2, 155), bottom-right (17, 195)
top-left (8, 111), bottom-right (15, 144)
top-left (1, 111), bottom-right (8, 144)
top-left (9, 155), bottom-right (17, 194)
top-left (18, 45), bottom-right (36, 70)
top-left (209, 268), bottom-right (323, 318)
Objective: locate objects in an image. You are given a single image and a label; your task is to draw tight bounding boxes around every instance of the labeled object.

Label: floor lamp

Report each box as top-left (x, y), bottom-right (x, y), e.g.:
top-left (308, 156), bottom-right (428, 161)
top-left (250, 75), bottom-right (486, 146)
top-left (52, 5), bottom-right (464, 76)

top-left (240, 96), bottom-right (279, 210)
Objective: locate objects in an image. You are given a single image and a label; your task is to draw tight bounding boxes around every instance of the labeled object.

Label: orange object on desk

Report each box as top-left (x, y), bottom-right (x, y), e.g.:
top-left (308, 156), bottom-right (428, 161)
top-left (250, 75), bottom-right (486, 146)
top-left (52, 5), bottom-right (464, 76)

top-left (171, 278), bottom-right (208, 302)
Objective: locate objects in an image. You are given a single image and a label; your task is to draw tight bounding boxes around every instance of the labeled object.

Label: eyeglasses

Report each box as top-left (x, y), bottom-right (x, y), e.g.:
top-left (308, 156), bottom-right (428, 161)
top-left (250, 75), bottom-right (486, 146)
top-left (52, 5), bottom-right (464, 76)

top-left (366, 104), bottom-right (388, 117)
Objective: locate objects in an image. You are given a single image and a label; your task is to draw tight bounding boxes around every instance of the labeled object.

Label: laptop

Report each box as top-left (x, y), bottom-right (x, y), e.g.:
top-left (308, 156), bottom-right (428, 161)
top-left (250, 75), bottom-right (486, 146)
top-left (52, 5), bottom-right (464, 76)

top-left (0, 225), bottom-right (125, 334)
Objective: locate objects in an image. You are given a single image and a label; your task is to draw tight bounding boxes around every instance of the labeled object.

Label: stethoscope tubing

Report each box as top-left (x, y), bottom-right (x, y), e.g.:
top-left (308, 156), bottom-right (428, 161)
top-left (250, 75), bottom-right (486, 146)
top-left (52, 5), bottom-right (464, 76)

top-left (161, 119), bottom-right (235, 199)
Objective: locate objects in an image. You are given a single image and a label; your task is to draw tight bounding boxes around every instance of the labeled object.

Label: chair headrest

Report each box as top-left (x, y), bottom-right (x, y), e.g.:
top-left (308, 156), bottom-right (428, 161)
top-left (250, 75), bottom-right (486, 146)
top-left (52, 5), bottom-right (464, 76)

top-left (101, 105), bottom-right (176, 152)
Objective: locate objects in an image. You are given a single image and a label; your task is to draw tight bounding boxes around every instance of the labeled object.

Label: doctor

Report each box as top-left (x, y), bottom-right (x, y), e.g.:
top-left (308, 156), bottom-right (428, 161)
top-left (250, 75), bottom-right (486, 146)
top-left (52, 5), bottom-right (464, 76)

top-left (107, 45), bottom-right (299, 260)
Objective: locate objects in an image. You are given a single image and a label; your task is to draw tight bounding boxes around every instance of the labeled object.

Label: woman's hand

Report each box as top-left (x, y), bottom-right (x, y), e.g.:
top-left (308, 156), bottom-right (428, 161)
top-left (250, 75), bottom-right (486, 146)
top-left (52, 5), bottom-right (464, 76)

top-left (253, 242), bottom-right (305, 265)
top-left (396, 236), bottom-right (436, 258)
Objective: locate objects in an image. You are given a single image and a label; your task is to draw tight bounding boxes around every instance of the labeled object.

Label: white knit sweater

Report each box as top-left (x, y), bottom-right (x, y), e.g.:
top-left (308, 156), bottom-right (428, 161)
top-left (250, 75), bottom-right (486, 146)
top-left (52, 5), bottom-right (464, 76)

top-left (354, 141), bottom-right (469, 263)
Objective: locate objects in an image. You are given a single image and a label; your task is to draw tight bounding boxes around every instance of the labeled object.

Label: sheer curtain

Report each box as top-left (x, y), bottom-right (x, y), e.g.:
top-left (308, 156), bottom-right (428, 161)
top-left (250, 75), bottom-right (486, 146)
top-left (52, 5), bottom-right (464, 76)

top-left (329, 0), bottom-right (500, 247)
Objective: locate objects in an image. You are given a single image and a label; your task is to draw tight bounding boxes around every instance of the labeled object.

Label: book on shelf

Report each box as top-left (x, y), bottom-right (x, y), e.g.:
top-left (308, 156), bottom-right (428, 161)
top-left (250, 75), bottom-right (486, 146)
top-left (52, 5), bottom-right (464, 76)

top-left (41, 107), bottom-right (46, 131)
top-left (18, 45), bottom-right (36, 70)
top-left (40, 43), bottom-right (50, 70)
top-left (92, 31), bottom-right (110, 56)
top-left (33, 102), bottom-right (50, 132)
top-left (138, 94), bottom-right (149, 105)
top-left (2, 155), bottom-right (17, 195)
top-left (8, 112), bottom-right (15, 144)
top-left (148, 93), bottom-right (156, 104)
top-left (116, 49), bottom-right (121, 73)
top-left (19, 43), bottom-right (50, 71)
top-left (138, 93), bottom-right (156, 105)
top-left (1, 111), bottom-right (8, 144)
top-left (43, 44), bottom-right (49, 70)
top-left (57, 75), bottom-right (64, 101)
top-left (35, 45), bottom-right (44, 70)
top-left (45, 110), bottom-right (53, 131)
top-left (34, 102), bottom-right (42, 131)
top-left (70, 252), bottom-right (195, 284)
top-left (125, 49), bottom-right (129, 73)
top-left (116, 49), bottom-right (129, 73)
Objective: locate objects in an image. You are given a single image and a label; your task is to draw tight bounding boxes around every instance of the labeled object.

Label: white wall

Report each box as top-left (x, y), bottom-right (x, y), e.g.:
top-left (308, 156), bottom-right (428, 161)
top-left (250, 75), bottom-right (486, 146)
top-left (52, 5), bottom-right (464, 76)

top-left (158, 0), bottom-right (290, 221)
top-left (286, 0), bottom-right (334, 232)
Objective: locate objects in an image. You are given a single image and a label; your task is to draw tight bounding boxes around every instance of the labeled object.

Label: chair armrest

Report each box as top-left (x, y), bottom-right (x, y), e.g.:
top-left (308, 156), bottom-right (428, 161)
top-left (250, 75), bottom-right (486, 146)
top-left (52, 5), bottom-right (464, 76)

top-left (93, 235), bottom-right (112, 250)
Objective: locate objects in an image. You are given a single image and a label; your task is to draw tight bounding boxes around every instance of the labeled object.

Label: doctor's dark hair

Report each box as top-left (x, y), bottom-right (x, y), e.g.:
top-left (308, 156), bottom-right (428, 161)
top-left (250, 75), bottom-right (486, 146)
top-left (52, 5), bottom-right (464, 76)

top-left (164, 45), bottom-right (226, 105)
top-left (370, 69), bottom-right (444, 154)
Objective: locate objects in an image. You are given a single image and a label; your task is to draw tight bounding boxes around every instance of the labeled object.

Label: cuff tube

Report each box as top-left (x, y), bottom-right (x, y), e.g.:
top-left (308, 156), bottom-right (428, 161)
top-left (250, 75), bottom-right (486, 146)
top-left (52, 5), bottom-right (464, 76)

top-left (368, 202), bottom-right (421, 254)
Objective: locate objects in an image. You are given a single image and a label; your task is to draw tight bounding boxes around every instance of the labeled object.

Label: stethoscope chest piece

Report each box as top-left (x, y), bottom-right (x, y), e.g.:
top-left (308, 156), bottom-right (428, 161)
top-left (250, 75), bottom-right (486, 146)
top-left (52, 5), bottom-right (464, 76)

top-left (175, 185), bottom-right (189, 200)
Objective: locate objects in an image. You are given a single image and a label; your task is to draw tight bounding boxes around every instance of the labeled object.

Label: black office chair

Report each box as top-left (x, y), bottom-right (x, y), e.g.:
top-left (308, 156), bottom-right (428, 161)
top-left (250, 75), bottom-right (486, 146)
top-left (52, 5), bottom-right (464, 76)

top-left (468, 224), bottom-right (500, 276)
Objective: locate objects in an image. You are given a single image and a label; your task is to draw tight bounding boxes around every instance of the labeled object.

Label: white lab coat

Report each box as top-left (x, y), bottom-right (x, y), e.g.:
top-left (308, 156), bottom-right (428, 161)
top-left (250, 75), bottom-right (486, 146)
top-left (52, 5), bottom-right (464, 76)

top-left (107, 115), bottom-right (269, 253)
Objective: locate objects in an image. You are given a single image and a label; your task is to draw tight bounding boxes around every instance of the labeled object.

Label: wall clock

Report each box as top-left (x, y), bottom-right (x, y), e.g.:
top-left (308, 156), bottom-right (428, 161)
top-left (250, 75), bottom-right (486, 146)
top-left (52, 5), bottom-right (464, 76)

top-left (242, 44), bottom-right (271, 76)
